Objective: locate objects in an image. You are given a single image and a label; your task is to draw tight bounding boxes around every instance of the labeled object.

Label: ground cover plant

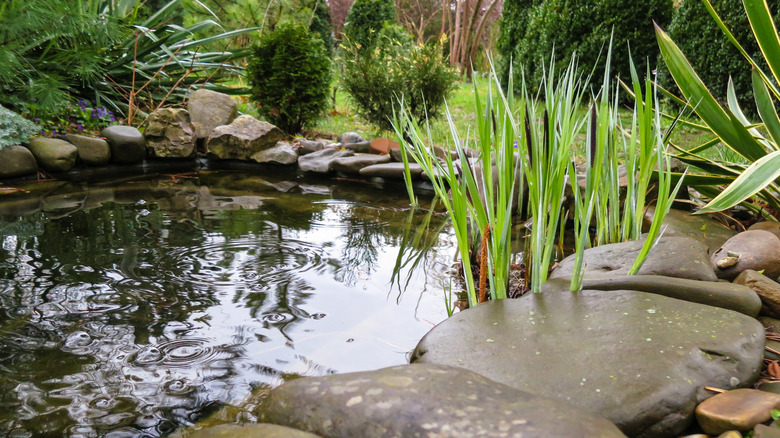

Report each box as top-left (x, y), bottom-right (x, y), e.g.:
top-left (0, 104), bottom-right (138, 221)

top-left (656, 0), bottom-right (780, 219)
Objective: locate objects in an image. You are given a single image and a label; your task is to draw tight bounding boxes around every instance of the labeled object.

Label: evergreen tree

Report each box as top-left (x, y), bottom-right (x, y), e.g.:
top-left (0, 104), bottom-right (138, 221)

top-left (343, 0), bottom-right (395, 49)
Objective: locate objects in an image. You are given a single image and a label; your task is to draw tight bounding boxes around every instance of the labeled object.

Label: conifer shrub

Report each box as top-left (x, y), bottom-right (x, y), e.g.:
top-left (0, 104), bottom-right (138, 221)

top-left (657, 0), bottom-right (780, 115)
top-left (343, 0), bottom-right (396, 50)
top-left (248, 22), bottom-right (332, 134)
top-left (498, 0), bottom-right (673, 95)
top-left (341, 25), bottom-right (458, 131)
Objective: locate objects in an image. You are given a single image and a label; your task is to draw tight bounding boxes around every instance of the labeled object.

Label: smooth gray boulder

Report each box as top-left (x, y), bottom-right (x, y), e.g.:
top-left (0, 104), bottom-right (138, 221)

top-left (542, 275), bottom-right (761, 317)
top-left (187, 89), bottom-right (237, 140)
top-left (298, 148), bottom-right (354, 174)
top-left (144, 108), bottom-right (196, 158)
top-left (206, 115), bottom-right (284, 161)
top-left (550, 235), bottom-right (718, 281)
top-left (258, 363), bottom-right (626, 438)
top-left (359, 162), bottom-right (423, 179)
top-left (0, 145), bottom-right (37, 178)
top-left (188, 424), bottom-right (321, 438)
top-left (27, 137), bottom-right (78, 172)
top-left (65, 134), bottom-right (110, 165)
top-left (250, 141), bottom-right (298, 165)
top-left (339, 132), bottom-right (364, 145)
top-left (411, 289), bottom-right (764, 438)
top-left (331, 154), bottom-right (391, 174)
top-left (101, 125), bottom-right (146, 164)
top-left (298, 139), bottom-right (324, 155)
top-left (712, 230), bottom-right (780, 281)
top-left (646, 207), bottom-right (736, 253)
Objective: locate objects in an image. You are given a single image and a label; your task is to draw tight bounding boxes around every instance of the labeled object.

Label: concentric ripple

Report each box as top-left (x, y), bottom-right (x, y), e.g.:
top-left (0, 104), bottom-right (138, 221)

top-left (155, 236), bottom-right (329, 290)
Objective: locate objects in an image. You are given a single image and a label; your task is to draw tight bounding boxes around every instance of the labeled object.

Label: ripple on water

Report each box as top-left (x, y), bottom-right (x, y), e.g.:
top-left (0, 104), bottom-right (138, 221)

top-left (156, 237), bottom-right (329, 290)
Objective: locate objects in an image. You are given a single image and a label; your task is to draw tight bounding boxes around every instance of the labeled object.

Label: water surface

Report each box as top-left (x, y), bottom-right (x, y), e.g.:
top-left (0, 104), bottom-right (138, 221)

top-left (0, 170), bottom-right (455, 437)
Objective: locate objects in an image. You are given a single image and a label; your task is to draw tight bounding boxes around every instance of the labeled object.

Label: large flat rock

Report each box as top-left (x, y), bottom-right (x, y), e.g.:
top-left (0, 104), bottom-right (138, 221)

top-left (550, 235), bottom-right (717, 281)
top-left (647, 207), bottom-right (736, 253)
top-left (411, 289), bottom-right (764, 438)
top-left (258, 363), bottom-right (626, 438)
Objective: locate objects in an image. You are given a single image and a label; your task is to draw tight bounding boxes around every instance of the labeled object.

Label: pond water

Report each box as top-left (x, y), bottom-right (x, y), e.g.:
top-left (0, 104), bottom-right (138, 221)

top-left (0, 169), bottom-right (456, 437)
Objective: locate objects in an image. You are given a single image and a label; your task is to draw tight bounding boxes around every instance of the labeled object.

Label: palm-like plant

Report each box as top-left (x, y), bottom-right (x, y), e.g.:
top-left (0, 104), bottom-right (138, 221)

top-left (656, 0), bottom-right (780, 218)
top-left (0, 0), bottom-right (259, 120)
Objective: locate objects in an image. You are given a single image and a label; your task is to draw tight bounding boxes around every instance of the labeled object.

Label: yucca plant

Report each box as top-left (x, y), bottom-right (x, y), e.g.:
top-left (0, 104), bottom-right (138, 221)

top-left (656, 0), bottom-right (780, 218)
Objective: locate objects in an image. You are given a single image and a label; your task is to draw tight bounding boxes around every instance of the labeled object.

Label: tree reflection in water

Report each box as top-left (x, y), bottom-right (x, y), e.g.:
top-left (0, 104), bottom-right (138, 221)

top-left (0, 170), bottom-right (454, 436)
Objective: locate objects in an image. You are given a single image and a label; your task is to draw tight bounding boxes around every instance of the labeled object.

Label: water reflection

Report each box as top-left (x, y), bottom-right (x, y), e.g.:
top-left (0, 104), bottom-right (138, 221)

top-left (0, 171), bottom-right (454, 436)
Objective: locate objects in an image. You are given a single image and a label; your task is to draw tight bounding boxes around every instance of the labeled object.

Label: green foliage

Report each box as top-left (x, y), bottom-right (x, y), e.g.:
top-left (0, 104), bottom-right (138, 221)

top-left (341, 26), bottom-right (458, 131)
top-left (343, 0), bottom-right (396, 50)
top-left (498, 0), bottom-right (673, 96)
top-left (658, 0), bottom-right (780, 115)
top-left (656, 0), bottom-right (780, 218)
top-left (247, 22), bottom-right (332, 133)
top-left (495, 0), bottom-right (542, 86)
top-left (28, 99), bottom-right (119, 137)
top-left (309, 0), bottom-right (335, 54)
top-left (396, 54), bottom-right (682, 303)
top-left (0, 0), bottom-right (258, 120)
top-left (0, 105), bottom-right (39, 149)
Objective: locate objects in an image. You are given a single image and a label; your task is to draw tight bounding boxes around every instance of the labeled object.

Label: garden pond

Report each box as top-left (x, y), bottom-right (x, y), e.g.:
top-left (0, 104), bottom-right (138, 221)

top-left (0, 167), bottom-right (458, 437)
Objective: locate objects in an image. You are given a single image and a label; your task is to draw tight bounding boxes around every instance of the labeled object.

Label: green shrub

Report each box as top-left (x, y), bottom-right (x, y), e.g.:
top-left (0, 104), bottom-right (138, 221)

top-left (343, 0), bottom-right (396, 50)
top-left (496, 0), bottom-right (542, 87)
top-left (341, 25), bottom-right (458, 132)
top-left (499, 0), bottom-right (673, 95)
top-left (248, 22), bottom-right (332, 134)
top-left (308, 0), bottom-right (335, 54)
top-left (658, 0), bottom-right (780, 115)
top-left (0, 105), bottom-right (39, 149)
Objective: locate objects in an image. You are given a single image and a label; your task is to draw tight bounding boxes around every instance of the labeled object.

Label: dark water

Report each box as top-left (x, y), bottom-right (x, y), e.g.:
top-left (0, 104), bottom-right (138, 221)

top-left (0, 170), bottom-right (456, 437)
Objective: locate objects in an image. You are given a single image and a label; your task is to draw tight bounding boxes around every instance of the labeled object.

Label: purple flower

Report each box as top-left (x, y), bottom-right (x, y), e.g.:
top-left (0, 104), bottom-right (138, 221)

top-left (77, 123), bottom-right (83, 131)
top-left (41, 130), bottom-right (46, 135)
top-left (110, 116), bottom-right (116, 122)
top-left (34, 118), bottom-right (40, 123)
top-left (52, 129), bottom-right (57, 135)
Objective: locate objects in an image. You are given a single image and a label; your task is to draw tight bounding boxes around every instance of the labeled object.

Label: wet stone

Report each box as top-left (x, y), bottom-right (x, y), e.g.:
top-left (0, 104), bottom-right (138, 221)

top-left (359, 162), bottom-right (423, 180)
top-left (101, 125), bottom-right (146, 164)
top-left (550, 235), bottom-right (718, 281)
top-left (257, 363), bottom-right (626, 438)
top-left (298, 148), bottom-right (354, 174)
top-left (250, 141), bottom-right (298, 165)
top-left (718, 432), bottom-right (744, 438)
top-left (27, 137), bottom-right (78, 172)
top-left (749, 222), bottom-right (780, 241)
top-left (696, 389), bottom-right (780, 435)
top-left (206, 115), bottom-right (284, 161)
top-left (143, 108), bottom-right (196, 158)
top-left (188, 423), bottom-right (322, 438)
top-left (65, 134), bottom-right (110, 165)
top-left (339, 132), bottom-right (364, 145)
top-left (542, 275), bottom-right (761, 317)
top-left (735, 270), bottom-right (780, 318)
top-left (188, 89), bottom-right (238, 141)
top-left (411, 288), bottom-right (765, 438)
top-left (647, 207), bottom-right (736, 253)
top-left (331, 154), bottom-right (391, 175)
top-left (0, 145), bottom-right (37, 178)
top-left (754, 424), bottom-right (780, 438)
top-left (712, 231), bottom-right (780, 281)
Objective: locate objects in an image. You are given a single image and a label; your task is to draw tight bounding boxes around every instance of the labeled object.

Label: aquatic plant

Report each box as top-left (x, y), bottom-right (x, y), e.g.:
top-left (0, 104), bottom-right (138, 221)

top-left (394, 52), bottom-right (684, 304)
